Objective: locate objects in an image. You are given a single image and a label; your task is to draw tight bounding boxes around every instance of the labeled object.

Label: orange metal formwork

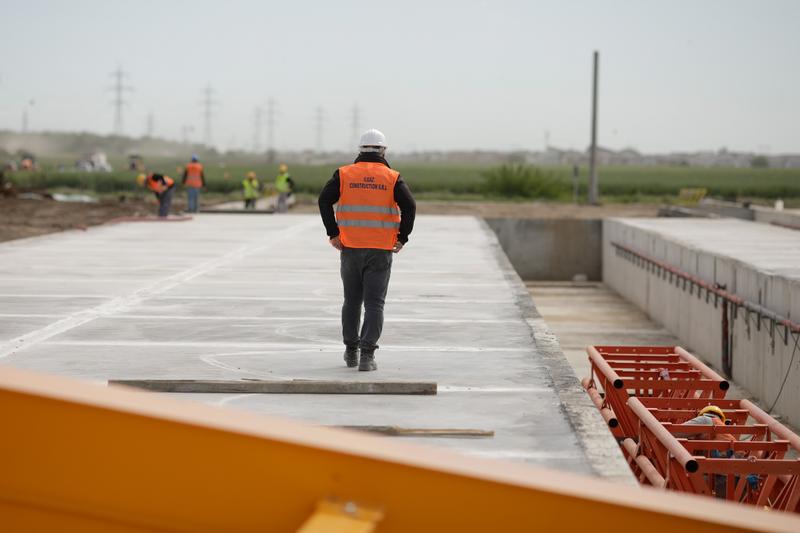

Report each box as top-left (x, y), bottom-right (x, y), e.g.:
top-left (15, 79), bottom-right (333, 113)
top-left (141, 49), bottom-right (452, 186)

top-left (3, 365), bottom-right (800, 532)
top-left (582, 345), bottom-right (730, 440)
top-left (583, 345), bottom-right (800, 514)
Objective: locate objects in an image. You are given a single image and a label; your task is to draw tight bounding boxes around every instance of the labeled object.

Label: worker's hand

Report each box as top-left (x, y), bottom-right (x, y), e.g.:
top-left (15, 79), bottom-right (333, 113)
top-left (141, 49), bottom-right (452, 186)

top-left (392, 241), bottom-right (404, 254)
top-left (329, 236), bottom-right (343, 251)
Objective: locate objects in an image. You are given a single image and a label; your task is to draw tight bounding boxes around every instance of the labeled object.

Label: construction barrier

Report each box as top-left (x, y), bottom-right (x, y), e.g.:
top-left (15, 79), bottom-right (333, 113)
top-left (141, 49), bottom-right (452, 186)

top-left (583, 345), bottom-right (800, 514)
top-left (3, 365), bottom-right (800, 532)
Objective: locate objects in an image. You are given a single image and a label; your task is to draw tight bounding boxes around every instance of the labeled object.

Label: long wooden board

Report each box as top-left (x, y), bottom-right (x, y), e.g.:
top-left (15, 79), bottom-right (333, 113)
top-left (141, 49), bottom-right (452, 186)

top-left (336, 426), bottom-right (494, 438)
top-left (109, 379), bottom-right (437, 395)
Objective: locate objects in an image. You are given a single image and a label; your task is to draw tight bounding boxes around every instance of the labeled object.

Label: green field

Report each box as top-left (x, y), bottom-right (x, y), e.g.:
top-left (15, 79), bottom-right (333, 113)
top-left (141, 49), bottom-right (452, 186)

top-left (5, 158), bottom-right (800, 202)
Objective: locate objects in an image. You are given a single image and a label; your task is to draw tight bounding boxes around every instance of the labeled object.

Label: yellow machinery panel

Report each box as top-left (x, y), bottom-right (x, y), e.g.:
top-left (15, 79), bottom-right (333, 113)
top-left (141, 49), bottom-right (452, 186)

top-left (1, 365), bottom-right (799, 532)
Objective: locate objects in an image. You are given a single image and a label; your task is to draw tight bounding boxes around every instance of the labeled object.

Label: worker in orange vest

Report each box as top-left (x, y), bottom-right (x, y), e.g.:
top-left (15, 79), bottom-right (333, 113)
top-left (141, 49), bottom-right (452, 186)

top-left (143, 173), bottom-right (175, 218)
top-left (182, 154), bottom-right (205, 213)
top-left (317, 129), bottom-right (416, 371)
top-left (679, 405), bottom-right (742, 498)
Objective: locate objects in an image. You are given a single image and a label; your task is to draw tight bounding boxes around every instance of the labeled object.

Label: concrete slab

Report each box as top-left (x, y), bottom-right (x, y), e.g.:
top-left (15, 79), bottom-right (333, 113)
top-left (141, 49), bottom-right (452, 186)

top-left (0, 214), bottom-right (629, 481)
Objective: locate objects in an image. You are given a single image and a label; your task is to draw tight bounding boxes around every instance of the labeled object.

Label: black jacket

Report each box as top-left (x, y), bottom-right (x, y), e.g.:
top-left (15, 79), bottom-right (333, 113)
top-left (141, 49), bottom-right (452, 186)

top-left (317, 153), bottom-right (416, 244)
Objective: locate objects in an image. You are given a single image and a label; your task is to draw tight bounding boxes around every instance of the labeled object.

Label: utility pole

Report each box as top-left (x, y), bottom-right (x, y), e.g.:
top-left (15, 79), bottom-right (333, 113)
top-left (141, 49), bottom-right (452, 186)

top-left (145, 111), bottom-right (155, 138)
top-left (588, 50), bottom-right (600, 205)
top-left (252, 106), bottom-right (264, 153)
top-left (109, 66), bottom-right (132, 136)
top-left (315, 106), bottom-right (324, 153)
top-left (264, 98), bottom-right (277, 161)
top-left (200, 85), bottom-right (217, 147)
top-left (350, 103), bottom-right (361, 149)
top-left (21, 99), bottom-right (34, 133)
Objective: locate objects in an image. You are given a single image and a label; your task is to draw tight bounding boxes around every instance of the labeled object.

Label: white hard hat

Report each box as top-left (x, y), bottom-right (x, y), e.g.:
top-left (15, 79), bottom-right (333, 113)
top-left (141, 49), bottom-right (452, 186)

top-left (359, 128), bottom-right (387, 151)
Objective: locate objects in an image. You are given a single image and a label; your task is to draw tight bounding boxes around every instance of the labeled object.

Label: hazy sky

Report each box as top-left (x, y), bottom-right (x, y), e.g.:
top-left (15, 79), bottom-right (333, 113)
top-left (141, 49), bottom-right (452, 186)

top-left (1, 0), bottom-right (798, 153)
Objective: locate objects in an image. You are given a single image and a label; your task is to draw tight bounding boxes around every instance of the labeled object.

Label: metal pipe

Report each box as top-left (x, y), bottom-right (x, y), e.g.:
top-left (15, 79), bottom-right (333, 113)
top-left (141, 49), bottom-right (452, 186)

top-left (587, 345), bottom-right (624, 389)
top-left (742, 399), bottom-right (800, 452)
top-left (622, 438), bottom-right (667, 488)
top-left (612, 242), bottom-right (800, 333)
top-left (674, 347), bottom-right (729, 390)
top-left (627, 397), bottom-right (699, 473)
top-left (583, 381), bottom-right (619, 428)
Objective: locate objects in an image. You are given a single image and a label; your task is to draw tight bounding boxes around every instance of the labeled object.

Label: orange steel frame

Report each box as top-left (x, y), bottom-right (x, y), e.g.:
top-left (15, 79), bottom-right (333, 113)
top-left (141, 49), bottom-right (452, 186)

top-left (583, 345), bottom-right (800, 513)
top-left (3, 365), bottom-right (800, 532)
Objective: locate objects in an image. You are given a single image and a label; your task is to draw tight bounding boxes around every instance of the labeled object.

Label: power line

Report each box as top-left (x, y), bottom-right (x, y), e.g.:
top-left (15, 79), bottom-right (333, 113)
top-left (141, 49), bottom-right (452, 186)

top-left (350, 103), bottom-right (361, 149)
top-left (108, 66), bottom-right (133, 135)
top-left (200, 85), bottom-right (218, 147)
top-left (315, 106), bottom-right (325, 153)
top-left (252, 105), bottom-right (264, 153)
top-left (266, 98), bottom-right (277, 152)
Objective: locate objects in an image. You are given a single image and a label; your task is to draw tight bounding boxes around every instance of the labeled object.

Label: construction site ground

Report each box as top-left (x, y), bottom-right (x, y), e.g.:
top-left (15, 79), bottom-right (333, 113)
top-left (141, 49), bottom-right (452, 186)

top-left (0, 196), bottom-right (659, 243)
top-left (527, 281), bottom-right (800, 439)
top-left (0, 213), bottom-right (633, 478)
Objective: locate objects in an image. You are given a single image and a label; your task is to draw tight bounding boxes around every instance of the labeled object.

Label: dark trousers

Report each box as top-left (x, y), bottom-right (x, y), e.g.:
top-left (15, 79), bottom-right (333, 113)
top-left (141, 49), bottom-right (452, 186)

top-left (340, 248), bottom-right (393, 351)
top-left (157, 188), bottom-right (174, 218)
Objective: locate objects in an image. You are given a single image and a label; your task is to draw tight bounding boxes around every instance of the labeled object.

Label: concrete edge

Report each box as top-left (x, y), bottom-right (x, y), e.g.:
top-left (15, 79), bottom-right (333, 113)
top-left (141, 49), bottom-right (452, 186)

top-left (478, 217), bottom-right (636, 484)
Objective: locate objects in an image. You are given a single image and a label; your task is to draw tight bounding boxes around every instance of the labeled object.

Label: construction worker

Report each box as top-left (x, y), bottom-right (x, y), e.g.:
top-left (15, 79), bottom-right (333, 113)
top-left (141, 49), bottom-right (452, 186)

top-left (317, 129), bottom-right (416, 371)
top-left (679, 405), bottom-right (741, 498)
top-left (143, 173), bottom-right (175, 218)
top-left (242, 171), bottom-right (260, 210)
top-left (681, 406), bottom-right (737, 445)
top-left (182, 154), bottom-right (205, 213)
top-left (274, 163), bottom-right (294, 213)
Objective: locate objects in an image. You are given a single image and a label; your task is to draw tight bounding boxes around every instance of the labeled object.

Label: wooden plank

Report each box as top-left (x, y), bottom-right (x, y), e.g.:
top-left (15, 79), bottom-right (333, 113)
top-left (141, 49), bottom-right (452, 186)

top-left (335, 426), bottom-right (494, 438)
top-left (109, 379), bottom-right (437, 395)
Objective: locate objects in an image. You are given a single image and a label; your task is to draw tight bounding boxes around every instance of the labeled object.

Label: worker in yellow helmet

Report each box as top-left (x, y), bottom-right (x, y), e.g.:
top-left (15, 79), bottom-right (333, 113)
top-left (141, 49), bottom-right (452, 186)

top-left (242, 171), bottom-right (260, 210)
top-left (274, 163), bottom-right (294, 213)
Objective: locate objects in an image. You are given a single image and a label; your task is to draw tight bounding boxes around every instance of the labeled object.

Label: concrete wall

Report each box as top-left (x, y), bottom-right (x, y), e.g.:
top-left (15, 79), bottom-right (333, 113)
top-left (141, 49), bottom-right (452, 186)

top-left (603, 218), bottom-right (800, 427)
top-left (485, 218), bottom-right (602, 281)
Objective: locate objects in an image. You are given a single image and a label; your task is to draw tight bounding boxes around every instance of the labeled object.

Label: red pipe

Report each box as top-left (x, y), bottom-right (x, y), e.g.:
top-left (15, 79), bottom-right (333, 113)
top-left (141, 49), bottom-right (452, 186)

top-left (627, 397), bottom-right (699, 473)
top-left (674, 347), bottom-right (729, 390)
top-left (587, 345), bottom-right (624, 389)
top-left (622, 438), bottom-right (667, 488)
top-left (742, 399), bottom-right (800, 453)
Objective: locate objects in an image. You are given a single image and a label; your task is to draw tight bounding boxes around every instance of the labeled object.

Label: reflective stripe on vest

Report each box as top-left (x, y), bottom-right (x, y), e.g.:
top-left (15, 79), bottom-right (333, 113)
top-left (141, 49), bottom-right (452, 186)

top-left (336, 162), bottom-right (400, 250)
top-left (338, 220), bottom-right (400, 229)
top-left (336, 205), bottom-right (400, 215)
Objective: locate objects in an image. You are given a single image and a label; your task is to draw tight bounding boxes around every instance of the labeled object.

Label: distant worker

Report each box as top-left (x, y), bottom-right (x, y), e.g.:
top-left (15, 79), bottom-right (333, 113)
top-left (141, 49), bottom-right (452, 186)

top-left (680, 405), bottom-right (737, 446)
top-left (143, 173), bottom-right (175, 218)
top-left (182, 154), bottom-right (205, 213)
top-left (274, 163), bottom-right (294, 213)
top-left (242, 171), bottom-right (260, 210)
top-left (317, 129), bottom-right (416, 371)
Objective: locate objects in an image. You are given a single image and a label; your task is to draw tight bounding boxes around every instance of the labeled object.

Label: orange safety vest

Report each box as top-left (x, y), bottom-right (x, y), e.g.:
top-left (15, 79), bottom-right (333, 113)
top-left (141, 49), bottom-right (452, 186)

top-left (711, 417), bottom-right (737, 444)
top-left (147, 175), bottom-right (174, 194)
top-left (336, 162), bottom-right (400, 250)
top-left (184, 162), bottom-right (204, 188)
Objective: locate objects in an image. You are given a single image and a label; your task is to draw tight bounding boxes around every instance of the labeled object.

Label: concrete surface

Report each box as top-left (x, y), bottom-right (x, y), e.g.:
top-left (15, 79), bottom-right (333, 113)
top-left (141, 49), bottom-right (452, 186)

top-left (485, 218), bottom-right (602, 281)
top-left (527, 282), bottom-right (679, 379)
top-left (603, 218), bottom-right (800, 427)
top-left (0, 214), bottom-right (630, 481)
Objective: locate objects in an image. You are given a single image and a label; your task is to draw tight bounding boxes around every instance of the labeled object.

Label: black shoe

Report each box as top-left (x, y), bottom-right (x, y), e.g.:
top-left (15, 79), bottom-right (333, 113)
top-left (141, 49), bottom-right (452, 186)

top-left (344, 347), bottom-right (359, 368)
top-left (358, 350), bottom-right (377, 372)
